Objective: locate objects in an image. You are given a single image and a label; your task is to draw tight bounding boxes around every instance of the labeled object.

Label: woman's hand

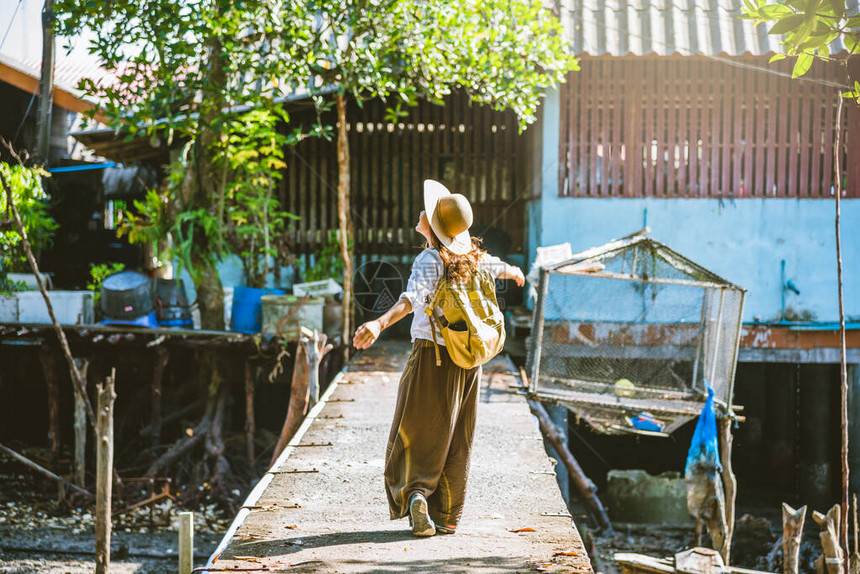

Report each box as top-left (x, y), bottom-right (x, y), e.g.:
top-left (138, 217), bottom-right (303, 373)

top-left (353, 320), bottom-right (382, 349)
top-left (506, 265), bottom-right (525, 287)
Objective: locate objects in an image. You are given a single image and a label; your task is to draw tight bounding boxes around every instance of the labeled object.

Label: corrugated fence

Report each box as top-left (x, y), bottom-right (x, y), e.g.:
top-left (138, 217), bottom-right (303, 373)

top-left (559, 57), bottom-right (859, 199)
top-left (280, 95), bottom-right (525, 259)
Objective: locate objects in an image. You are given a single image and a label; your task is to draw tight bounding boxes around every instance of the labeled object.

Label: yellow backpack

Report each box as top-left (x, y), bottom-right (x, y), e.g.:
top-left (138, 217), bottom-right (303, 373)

top-left (426, 268), bottom-right (506, 369)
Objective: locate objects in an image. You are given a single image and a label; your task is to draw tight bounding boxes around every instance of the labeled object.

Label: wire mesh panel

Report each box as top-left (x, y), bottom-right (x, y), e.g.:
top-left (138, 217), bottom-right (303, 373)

top-left (528, 237), bottom-right (745, 435)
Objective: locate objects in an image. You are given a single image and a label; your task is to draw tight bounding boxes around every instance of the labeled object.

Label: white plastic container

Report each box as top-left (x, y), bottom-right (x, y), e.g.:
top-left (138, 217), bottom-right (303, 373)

top-left (16, 291), bottom-right (94, 325)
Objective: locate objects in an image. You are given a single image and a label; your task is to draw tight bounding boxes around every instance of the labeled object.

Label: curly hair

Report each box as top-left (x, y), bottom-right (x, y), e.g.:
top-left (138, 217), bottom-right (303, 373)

top-left (425, 231), bottom-right (486, 284)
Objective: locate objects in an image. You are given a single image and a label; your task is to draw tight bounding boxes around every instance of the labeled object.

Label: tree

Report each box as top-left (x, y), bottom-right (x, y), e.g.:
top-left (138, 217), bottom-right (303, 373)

top-left (271, 0), bottom-right (578, 344)
top-left (742, 2), bottom-right (858, 570)
top-left (54, 0), bottom-right (298, 330)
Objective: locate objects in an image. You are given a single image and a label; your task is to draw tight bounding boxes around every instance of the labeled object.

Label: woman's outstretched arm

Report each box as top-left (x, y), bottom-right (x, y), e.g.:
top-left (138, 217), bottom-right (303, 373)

top-left (352, 296), bottom-right (412, 349)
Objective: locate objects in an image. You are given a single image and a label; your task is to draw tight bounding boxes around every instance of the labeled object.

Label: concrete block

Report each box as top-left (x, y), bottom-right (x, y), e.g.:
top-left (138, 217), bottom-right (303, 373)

top-left (16, 291), bottom-right (94, 325)
top-left (0, 296), bottom-right (18, 322)
top-left (606, 469), bottom-right (693, 525)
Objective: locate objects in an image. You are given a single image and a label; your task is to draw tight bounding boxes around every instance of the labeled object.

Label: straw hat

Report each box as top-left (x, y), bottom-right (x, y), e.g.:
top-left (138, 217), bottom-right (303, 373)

top-left (423, 179), bottom-right (473, 255)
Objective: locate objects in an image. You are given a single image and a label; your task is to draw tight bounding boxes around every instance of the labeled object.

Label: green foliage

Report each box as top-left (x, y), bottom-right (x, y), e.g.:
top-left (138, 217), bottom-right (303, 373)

top-left (87, 262), bottom-right (126, 309)
top-left (300, 232), bottom-right (347, 284)
top-left (272, 0), bottom-right (578, 130)
top-left (220, 106), bottom-right (300, 287)
top-left (742, 0), bottom-right (860, 99)
top-left (0, 162), bottom-right (57, 274)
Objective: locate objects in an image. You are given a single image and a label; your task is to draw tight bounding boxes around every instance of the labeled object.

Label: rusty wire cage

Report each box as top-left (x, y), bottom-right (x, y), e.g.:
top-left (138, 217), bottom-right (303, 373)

top-left (527, 236), bottom-right (745, 435)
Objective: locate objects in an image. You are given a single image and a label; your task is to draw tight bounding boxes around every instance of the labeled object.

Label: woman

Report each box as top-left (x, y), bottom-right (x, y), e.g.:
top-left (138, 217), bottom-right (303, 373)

top-left (352, 180), bottom-right (525, 537)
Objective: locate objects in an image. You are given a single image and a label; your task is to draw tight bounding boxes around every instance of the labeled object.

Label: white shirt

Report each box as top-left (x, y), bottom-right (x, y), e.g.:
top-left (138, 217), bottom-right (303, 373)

top-left (398, 248), bottom-right (506, 346)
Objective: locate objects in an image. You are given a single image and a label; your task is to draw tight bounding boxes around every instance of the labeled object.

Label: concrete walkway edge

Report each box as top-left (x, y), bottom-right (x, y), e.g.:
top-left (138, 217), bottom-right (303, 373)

top-left (203, 366), bottom-right (348, 572)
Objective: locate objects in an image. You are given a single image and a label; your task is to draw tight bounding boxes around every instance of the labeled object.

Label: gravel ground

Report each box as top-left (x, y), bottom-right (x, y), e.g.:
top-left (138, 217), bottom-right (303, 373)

top-left (0, 463), bottom-right (228, 573)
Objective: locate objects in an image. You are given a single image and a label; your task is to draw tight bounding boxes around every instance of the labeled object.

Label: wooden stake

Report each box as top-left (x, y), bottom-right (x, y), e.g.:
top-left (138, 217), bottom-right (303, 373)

top-left (270, 343), bottom-right (309, 467)
top-left (719, 415), bottom-right (737, 565)
top-left (150, 347), bottom-right (168, 449)
top-left (178, 511), bottom-right (193, 574)
top-left (783, 503), bottom-right (807, 574)
top-left (39, 345), bottom-right (60, 471)
top-left (244, 360), bottom-right (255, 466)
top-left (95, 369), bottom-right (116, 574)
top-left (336, 94), bottom-right (354, 354)
top-left (73, 358), bottom-right (89, 487)
top-left (305, 331), bottom-right (332, 408)
top-left (528, 396), bottom-right (613, 532)
top-left (814, 504), bottom-right (844, 574)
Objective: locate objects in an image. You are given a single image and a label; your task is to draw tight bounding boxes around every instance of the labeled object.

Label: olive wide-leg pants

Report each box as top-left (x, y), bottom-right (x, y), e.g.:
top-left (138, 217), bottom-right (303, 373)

top-left (384, 339), bottom-right (482, 528)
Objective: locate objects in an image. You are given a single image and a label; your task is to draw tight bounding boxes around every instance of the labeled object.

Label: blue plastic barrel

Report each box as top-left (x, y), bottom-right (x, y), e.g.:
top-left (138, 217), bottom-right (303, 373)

top-left (231, 286), bottom-right (286, 333)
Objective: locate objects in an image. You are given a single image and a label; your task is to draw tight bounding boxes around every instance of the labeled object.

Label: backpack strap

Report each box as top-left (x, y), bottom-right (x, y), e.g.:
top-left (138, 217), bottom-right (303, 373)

top-left (425, 277), bottom-right (447, 367)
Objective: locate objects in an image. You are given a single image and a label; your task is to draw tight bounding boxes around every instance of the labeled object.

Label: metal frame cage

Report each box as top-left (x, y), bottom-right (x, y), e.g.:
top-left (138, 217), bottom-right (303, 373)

top-left (527, 236), bottom-right (746, 435)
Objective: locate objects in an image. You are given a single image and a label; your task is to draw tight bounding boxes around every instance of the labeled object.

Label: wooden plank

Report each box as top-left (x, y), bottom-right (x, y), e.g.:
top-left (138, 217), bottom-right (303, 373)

top-left (677, 60), bottom-right (689, 197)
top-left (846, 98), bottom-right (860, 198)
top-left (600, 59), bottom-right (611, 197)
top-left (577, 72), bottom-right (588, 197)
top-left (777, 85), bottom-right (790, 197)
top-left (765, 73), bottom-right (777, 197)
top-left (701, 62), bottom-right (713, 198)
top-left (611, 62), bottom-right (623, 197)
top-left (720, 61), bottom-right (732, 198)
top-left (654, 60), bottom-right (665, 198)
top-left (732, 68), bottom-right (745, 198)
top-left (808, 90), bottom-right (823, 198)
top-left (688, 60), bottom-right (699, 198)
top-left (798, 87), bottom-right (812, 198)
top-left (567, 72), bottom-right (577, 197)
top-left (381, 102), bottom-right (391, 254)
top-left (644, 59), bottom-right (655, 199)
top-left (666, 60), bottom-right (677, 197)
top-left (752, 67), bottom-right (764, 197)
top-left (629, 61), bottom-right (642, 197)
top-left (821, 91), bottom-right (835, 199)
top-left (588, 64), bottom-right (599, 197)
top-left (787, 80), bottom-right (800, 197)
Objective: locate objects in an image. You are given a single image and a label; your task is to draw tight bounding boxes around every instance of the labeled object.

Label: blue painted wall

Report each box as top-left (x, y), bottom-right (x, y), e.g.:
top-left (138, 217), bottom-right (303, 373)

top-left (530, 89), bottom-right (860, 325)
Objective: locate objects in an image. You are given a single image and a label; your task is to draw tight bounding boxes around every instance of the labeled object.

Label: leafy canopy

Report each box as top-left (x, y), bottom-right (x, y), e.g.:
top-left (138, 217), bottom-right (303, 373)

top-left (742, 0), bottom-right (860, 98)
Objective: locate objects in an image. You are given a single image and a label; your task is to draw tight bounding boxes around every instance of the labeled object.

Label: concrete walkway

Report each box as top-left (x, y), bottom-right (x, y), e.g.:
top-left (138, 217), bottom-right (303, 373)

top-left (206, 340), bottom-right (591, 573)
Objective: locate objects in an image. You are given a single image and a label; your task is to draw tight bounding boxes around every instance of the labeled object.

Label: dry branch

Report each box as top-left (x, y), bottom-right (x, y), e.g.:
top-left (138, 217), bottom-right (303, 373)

top-left (0, 442), bottom-right (90, 496)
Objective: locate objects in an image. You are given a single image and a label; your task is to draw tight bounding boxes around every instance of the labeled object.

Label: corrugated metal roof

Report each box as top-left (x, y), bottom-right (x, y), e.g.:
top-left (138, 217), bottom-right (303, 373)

top-left (564, 0), bottom-right (858, 57)
top-left (0, 0), bottom-right (109, 100)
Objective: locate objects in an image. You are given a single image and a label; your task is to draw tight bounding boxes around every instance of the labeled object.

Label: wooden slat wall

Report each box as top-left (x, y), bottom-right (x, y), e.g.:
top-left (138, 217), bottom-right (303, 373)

top-left (559, 57), bottom-right (859, 199)
top-left (279, 95), bottom-right (523, 260)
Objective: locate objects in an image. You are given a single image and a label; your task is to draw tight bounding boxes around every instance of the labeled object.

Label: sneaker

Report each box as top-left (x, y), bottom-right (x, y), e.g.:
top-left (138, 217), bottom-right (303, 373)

top-left (409, 493), bottom-right (436, 537)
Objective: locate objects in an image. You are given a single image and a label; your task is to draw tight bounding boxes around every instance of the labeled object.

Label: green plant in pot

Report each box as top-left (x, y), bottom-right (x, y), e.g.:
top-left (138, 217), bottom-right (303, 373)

top-left (221, 106), bottom-right (299, 289)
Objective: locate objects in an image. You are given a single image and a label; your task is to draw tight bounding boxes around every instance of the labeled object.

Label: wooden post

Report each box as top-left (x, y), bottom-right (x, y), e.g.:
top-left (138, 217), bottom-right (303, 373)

top-left (783, 503), bottom-right (807, 574)
top-left (270, 343), bottom-right (309, 467)
top-left (178, 511), bottom-right (193, 574)
top-left (73, 358), bottom-right (89, 487)
top-left (814, 504), bottom-right (844, 574)
top-left (528, 397), bottom-right (614, 532)
top-left (39, 345), bottom-right (60, 471)
top-left (150, 347), bottom-right (168, 449)
top-left (305, 331), bottom-right (332, 408)
top-left (96, 369), bottom-right (116, 574)
top-left (718, 415), bottom-right (737, 565)
top-left (244, 360), bottom-right (255, 466)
